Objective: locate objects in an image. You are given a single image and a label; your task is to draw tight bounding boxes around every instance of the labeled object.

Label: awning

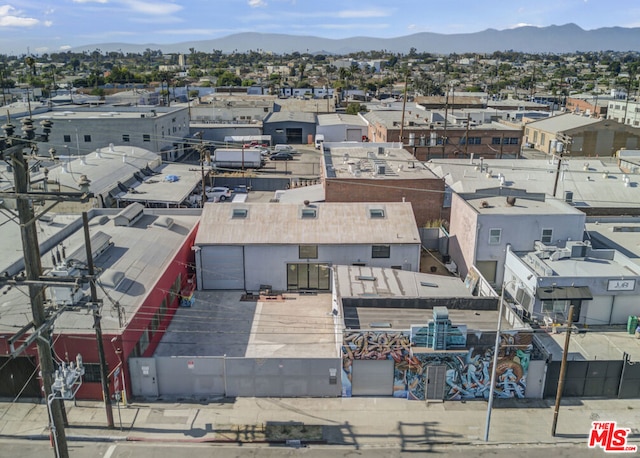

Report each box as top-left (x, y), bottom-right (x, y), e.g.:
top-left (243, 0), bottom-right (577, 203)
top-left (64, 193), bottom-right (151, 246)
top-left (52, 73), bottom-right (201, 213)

top-left (535, 286), bottom-right (593, 301)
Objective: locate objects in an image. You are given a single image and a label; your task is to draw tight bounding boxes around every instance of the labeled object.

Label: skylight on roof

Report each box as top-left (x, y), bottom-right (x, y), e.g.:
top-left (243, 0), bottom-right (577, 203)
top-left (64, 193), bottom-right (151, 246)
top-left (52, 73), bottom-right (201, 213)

top-left (232, 208), bottom-right (248, 218)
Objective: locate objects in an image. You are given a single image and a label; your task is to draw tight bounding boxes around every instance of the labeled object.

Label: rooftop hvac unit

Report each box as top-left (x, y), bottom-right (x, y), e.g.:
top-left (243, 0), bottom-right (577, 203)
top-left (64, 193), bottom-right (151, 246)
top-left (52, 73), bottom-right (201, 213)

top-left (376, 164), bottom-right (386, 175)
top-left (564, 191), bottom-right (573, 203)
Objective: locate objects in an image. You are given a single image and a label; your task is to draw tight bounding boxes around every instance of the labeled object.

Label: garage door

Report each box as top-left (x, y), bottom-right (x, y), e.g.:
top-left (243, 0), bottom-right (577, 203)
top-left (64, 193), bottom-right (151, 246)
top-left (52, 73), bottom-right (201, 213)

top-left (346, 128), bottom-right (361, 142)
top-left (201, 246), bottom-right (245, 289)
top-left (583, 296), bottom-right (612, 325)
top-left (611, 295), bottom-right (640, 325)
top-left (351, 359), bottom-right (394, 396)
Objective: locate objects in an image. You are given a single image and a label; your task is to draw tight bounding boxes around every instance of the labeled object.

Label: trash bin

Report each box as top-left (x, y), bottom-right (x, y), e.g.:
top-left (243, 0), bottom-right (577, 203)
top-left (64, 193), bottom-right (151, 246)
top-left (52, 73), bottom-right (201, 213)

top-left (628, 315), bottom-right (639, 335)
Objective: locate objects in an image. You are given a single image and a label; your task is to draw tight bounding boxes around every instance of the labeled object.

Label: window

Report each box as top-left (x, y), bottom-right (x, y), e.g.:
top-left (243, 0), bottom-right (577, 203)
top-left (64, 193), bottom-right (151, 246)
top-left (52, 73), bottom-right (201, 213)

top-left (508, 138), bottom-right (519, 145)
top-left (372, 245), bottom-right (390, 258)
top-left (489, 228), bottom-right (502, 245)
top-left (83, 135), bottom-right (91, 142)
top-left (540, 133), bottom-right (546, 145)
top-left (301, 208), bottom-right (317, 218)
top-left (467, 137), bottom-right (481, 145)
top-left (63, 134), bottom-right (71, 143)
top-left (82, 363), bottom-right (106, 383)
top-left (541, 229), bottom-right (553, 244)
top-left (122, 134), bottom-right (130, 142)
top-left (151, 311), bottom-right (160, 335)
top-left (232, 208), bottom-right (248, 218)
top-left (492, 137), bottom-right (501, 145)
top-left (299, 245), bottom-right (318, 259)
top-left (542, 300), bottom-right (567, 314)
top-left (369, 208), bottom-right (385, 218)
top-left (143, 134), bottom-right (151, 142)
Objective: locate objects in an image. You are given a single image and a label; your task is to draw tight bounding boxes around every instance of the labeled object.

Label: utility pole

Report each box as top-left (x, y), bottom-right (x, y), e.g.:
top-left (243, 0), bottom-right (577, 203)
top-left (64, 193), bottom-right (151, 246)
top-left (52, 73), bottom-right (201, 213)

top-left (552, 152), bottom-right (563, 197)
top-left (1, 117), bottom-right (93, 458)
top-left (82, 212), bottom-right (114, 429)
top-left (552, 305), bottom-right (575, 436)
top-left (442, 90), bottom-right (449, 158)
top-left (6, 119), bottom-right (69, 458)
top-left (399, 69), bottom-right (409, 146)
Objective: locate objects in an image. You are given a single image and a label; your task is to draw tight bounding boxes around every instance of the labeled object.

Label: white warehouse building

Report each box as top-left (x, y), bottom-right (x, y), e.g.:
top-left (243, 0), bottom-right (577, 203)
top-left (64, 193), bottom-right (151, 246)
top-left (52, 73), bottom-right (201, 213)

top-left (194, 202), bottom-right (422, 291)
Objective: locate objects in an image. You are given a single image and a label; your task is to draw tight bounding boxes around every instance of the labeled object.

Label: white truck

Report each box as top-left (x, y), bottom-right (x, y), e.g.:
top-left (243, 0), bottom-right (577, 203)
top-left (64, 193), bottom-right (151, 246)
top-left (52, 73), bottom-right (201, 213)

top-left (212, 148), bottom-right (263, 168)
top-left (314, 134), bottom-right (325, 149)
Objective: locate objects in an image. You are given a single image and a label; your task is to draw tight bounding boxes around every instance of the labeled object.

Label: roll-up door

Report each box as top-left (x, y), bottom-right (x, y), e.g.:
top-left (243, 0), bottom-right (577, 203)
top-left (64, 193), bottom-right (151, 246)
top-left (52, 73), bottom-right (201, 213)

top-left (351, 359), bottom-right (394, 396)
top-left (201, 246), bottom-right (245, 289)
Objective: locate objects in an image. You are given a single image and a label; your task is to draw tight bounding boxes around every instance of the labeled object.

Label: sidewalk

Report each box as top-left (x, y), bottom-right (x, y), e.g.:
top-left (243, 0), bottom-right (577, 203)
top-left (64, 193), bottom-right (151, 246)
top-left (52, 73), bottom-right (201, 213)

top-left (0, 396), bottom-right (639, 450)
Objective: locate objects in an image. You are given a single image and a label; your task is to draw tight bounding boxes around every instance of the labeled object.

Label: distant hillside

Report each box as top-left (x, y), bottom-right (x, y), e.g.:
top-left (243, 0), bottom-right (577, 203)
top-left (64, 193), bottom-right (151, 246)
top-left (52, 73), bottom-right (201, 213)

top-left (71, 24), bottom-right (640, 55)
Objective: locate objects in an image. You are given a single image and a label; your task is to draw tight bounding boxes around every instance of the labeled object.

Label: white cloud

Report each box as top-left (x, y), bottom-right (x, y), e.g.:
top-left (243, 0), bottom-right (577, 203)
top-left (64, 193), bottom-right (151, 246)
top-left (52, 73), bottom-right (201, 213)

top-left (249, 0), bottom-right (267, 7)
top-left (71, 0), bottom-right (109, 3)
top-left (508, 22), bottom-right (537, 29)
top-left (59, 45), bottom-right (73, 51)
top-left (337, 8), bottom-right (390, 19)
top-left (0, 5), bottom-right (40, 27)
top-left (122, 1), bottom-right (182, 15)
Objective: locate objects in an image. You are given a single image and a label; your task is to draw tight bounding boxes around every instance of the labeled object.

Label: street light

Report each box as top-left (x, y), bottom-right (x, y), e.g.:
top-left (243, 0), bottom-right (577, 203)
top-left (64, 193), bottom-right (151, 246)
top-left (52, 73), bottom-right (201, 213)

top-left (484, 275), bottom-right (531, 441)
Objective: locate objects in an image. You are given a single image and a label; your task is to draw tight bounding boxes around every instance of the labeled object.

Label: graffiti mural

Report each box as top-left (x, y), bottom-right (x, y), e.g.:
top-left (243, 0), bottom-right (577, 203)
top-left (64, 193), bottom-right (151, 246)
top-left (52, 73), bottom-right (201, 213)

top-left (341, 330), bottom-right (411, 397)
top-left (342, 329), bottom-right (533, 401)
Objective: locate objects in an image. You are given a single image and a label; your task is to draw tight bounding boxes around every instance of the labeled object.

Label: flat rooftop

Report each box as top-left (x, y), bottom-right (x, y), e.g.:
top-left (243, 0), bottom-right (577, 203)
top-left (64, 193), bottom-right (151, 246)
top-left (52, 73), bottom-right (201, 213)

top-left (0, 209), bottom-right (200, 334)
top-left (154, 291), bottom-right (338, 358)
top-left (536, 327), bottom-right (640, 361)
top-left (334, 266), bottom-right (505, 331)
top-left (119, 162), bottom-right (202, 205)
top-left (586, 217), bottom-right (640, 258)
top-left (325, 144), bottom-right (440, 180)
top-left (427, 157), bottom-right (640, 208)
top-left (465, 194), bottom-right (584, 216)
top-left (195, 202), bottom-right (420, 246)
top-left (334, 265), bottom-right (473, 299)
top-left (346, 307), bottom-right (508, 332)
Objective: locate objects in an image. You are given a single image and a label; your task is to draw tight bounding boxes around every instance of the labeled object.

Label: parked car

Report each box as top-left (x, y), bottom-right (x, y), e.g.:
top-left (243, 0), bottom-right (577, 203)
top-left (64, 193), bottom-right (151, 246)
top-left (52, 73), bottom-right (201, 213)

top-left (205, 186), bottom-right (232, 202)
top-left (270, 152), bottom-right (294, 161)
top-left (233, 185), bottom-right (249, 194)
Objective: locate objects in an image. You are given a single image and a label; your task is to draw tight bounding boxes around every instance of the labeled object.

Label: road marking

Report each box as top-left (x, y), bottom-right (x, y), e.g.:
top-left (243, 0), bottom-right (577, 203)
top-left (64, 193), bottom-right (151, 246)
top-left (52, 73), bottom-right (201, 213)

top-left (103, 444), bottom-right (117, 458)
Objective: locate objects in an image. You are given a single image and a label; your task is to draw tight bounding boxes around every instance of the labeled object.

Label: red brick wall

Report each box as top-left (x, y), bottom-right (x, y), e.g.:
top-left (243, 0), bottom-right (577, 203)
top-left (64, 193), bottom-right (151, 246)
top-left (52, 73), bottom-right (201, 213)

top-left (324, 178), bottom-right (445, 227)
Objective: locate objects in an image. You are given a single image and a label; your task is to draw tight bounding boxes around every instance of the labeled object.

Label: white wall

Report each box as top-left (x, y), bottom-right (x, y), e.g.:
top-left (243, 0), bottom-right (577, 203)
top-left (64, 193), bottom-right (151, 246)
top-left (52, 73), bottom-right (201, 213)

top-left (242, 243), bottom-right (421, 291)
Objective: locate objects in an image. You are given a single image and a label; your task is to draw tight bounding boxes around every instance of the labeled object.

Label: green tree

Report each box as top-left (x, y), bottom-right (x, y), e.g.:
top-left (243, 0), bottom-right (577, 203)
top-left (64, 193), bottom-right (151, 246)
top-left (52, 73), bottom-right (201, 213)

top-left (346, 102), bottom-right (366, 115)
top-left (218, 71), bottom-right (241, 86)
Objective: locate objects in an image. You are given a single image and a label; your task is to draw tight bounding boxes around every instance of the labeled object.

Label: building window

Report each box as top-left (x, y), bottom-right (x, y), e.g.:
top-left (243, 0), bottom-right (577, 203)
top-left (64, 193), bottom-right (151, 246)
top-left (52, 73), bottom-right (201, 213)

top-left (63, 134), bottom-right (71, 143)
top-left (489, 228), bottom-right (502, 245)
top-left (492, 137), bottom-right (501, 145)
top-left (299, 245), bottom-right (318, 259)
top-left (301, 208), bottom-right (317, 219)
top-left (122, 134), bottom-right (130, 142)
top-left (467, 137), bottom-right (481, 145)
top-left (82, 363), bottom-right (106, 383)
top-left (540, 133), bottom-right (546, 145)
top-left (232, 208), bottom-right (248, 218)
top-left (533, 131), bottom-right (538, 142)
top-left (143, 134), bottom-right (151, 142)
top-left (542, 299), bottom-right (568, 314)
top-left (151, 311), bottom-right (160, 336)
top-left (83, 135), bottom-right (91, 142)
top-left (541, 229), bottom-right (553, 244)
top-left (508, 138), bottom-right (519, 144)
top-left (372, 245), bottom-right (391, 258)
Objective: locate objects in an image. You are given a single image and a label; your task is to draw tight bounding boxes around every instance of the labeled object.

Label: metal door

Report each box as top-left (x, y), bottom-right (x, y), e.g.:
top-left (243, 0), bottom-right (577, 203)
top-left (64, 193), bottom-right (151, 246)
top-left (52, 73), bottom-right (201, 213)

top-left (201, 246), bottom-right (245, 289)
top-left (129, 357), bottom-right (159, 397)
top-left (351, 359), bottom-right (394, 396)
top-left (425, 365), bottom-right (447, 400)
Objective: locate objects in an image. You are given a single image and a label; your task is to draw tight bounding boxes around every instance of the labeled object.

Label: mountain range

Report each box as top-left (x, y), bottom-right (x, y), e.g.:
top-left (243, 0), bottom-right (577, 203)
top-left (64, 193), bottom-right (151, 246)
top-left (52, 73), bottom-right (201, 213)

top-left (71, 24), bottom-right (640, 56)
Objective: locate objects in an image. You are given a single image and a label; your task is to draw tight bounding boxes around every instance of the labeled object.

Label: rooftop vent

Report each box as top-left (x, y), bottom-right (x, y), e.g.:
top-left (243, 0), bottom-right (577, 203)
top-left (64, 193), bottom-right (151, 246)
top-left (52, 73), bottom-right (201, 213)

top-left (506, 196), bottom-right (517, 206)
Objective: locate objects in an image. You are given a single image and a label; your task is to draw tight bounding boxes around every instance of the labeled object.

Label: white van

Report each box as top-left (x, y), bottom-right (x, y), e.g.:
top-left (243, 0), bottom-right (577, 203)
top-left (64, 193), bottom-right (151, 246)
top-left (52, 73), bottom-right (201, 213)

top-left (314, 134), bottom-right (325, 149)
top-left (274, 144), bottom-right (294, 152)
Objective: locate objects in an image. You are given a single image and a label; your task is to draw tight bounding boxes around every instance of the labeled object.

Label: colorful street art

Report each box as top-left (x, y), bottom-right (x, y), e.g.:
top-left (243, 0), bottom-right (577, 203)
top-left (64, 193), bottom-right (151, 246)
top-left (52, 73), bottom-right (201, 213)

top-left (342, 329), bottom-right (533, 401)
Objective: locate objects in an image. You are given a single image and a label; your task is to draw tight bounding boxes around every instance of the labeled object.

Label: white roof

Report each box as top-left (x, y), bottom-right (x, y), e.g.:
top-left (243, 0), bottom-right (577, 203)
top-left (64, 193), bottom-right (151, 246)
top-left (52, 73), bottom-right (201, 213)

top-left (195, 202), bottom-right (420, 246)
top-left (427, 157), bottom-right (640, 209)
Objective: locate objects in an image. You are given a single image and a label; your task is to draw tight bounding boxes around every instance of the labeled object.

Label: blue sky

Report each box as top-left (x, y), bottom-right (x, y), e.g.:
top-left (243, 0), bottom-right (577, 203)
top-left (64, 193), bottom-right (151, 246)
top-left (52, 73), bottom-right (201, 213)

top-left (2, 0), bottom-right (640, 55)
